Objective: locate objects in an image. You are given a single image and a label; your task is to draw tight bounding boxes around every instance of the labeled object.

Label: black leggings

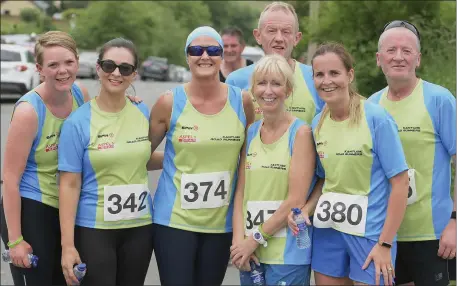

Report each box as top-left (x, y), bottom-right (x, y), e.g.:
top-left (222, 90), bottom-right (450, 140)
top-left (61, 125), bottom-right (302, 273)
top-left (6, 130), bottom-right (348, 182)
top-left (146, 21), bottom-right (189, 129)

top-left (0, 197), bottom-right (65, 286)
top-left (153, 223), bottom-right (232, 286)
top-left (75, 224), bottom-right (154, 286)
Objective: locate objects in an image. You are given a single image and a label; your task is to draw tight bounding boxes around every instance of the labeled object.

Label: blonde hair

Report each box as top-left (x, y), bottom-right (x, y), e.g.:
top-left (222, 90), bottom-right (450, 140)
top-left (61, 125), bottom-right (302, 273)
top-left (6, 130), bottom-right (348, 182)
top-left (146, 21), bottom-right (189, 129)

top-left (35, 31), bottom-right (78, 66)
top-left (250, 54), bottom-right (295, 97)
top-left (312, 43), bottom-right (365, 134)
top-left (258, 2), bottom-right (299, 32)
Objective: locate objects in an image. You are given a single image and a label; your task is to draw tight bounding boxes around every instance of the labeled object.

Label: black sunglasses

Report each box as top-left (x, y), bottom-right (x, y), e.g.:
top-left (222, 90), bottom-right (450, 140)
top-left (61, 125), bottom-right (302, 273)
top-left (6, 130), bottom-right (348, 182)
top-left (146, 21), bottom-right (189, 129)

top-left (187, 45), bottom-right (223, 57)
top-left (97, 59), bottom-right (136, 76)
top-left (382, 20), bottom-right (420, 41)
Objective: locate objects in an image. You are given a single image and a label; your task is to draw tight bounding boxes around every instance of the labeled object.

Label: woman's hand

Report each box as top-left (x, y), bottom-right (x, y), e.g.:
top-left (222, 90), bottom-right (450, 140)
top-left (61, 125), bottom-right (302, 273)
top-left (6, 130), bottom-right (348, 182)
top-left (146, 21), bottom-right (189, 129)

top-left (230, 236), bottom-right (259, 269)
top-left (362, 244), bottom-right (394, 286)
top-left (8, 240), bottom-right (33, 268)
top-left (61, 246), bottom-right (82, 285)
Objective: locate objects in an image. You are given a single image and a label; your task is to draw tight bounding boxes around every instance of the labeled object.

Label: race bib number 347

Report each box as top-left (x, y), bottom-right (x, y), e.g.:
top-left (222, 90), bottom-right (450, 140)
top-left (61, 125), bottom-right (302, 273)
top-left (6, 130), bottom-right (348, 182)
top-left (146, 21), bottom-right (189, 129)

top-left (314, 192), bottom-right (368, 236)
top-left (104, 184), bottom-right (150, 222)
top-left (181, 171), bottom-right (230, 210)
top-left (245, 201), bottom-right (286, 238)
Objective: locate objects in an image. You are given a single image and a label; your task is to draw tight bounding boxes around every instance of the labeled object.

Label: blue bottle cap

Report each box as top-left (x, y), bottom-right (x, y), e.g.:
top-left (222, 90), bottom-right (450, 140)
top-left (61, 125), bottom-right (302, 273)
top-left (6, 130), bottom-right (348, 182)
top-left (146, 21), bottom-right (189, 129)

top-left (292, 208), bottom-right (301, 215)
top-left (77, 263), bottom-right (86, 271)
top-left (30, 255), bottom-right (39, 268)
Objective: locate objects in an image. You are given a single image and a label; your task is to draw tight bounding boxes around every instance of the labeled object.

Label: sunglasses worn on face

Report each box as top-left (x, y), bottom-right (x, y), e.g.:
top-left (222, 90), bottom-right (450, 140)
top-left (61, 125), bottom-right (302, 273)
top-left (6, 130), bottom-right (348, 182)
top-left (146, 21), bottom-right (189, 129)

top-left (383, 20), bottom-right (421, 41)
top-left (98, 60), bottom-right (136, 76)
top-left (187, 45), bottom-right (223, 57)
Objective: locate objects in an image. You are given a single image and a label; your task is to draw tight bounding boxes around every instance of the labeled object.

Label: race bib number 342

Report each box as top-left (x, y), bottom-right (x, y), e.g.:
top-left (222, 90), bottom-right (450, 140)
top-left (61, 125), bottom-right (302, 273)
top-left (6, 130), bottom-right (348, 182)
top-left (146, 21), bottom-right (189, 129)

top-left (181, 171), bottom-right (230, 210)
top-left (314, 192), bottom-right (368, 236)
top-left (104, 184), bottom-right (150, 222)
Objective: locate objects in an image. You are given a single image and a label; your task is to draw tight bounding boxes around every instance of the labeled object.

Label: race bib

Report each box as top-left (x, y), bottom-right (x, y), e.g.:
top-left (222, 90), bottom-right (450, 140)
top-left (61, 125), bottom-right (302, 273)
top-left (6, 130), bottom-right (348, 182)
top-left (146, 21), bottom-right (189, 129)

top-left (407, 169), bottom-right (418, 205)
top-left (314, 192), bottom-right (368, 236)
top-left (245, 201), bottom-right (286, 238)
top-left (181, 171), bottom-right (230, 209)
top-left (103, 184), bottom-right (150, 222)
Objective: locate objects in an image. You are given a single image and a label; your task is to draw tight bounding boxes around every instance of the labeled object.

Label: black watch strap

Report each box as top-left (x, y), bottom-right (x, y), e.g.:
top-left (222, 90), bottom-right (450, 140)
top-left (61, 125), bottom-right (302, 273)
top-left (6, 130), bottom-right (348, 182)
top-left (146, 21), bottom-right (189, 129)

top-left (451, 211), bottom-right (456, 219)
top-left (378, 241), bottom-right (392, 248)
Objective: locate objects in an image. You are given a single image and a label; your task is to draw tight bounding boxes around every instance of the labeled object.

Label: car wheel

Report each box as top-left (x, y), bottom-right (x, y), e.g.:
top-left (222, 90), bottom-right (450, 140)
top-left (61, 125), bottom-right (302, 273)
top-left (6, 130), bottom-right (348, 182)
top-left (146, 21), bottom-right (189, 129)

top-left (141, 76), bottom-right (147, 81)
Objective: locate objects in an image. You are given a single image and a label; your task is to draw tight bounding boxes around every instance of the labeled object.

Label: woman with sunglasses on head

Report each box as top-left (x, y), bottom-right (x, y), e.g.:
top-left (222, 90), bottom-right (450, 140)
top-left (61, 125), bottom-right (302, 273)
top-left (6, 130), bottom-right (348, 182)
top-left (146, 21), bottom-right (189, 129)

top-left (288, 43), bottom-right (410, 286)
top-left (148, 26), bottom-right (254, 285)
top-left (57, 38), bottom-right (156, 286)
top-left (0, 31), bottom-right (91, 286)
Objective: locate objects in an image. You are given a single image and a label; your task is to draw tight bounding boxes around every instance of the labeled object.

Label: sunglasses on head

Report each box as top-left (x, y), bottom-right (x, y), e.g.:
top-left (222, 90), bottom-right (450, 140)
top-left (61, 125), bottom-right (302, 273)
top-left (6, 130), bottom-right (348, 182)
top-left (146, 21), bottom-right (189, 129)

top-left (383, 20), bottom-right (420, 41)
top-left (187, 45), bottom-right (223, 57)
top-left (97, 59), bottom-right (136, 76)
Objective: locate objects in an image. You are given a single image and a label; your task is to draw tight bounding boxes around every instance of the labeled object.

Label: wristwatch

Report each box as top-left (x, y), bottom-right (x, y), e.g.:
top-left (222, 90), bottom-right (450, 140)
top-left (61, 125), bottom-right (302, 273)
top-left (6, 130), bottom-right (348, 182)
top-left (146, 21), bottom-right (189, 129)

top-left (378, 240), bottom-right (392, 249)
top-left (451, 211), bottom-right (456, 220)
top-left (252, 229), bottom-right (268, 247)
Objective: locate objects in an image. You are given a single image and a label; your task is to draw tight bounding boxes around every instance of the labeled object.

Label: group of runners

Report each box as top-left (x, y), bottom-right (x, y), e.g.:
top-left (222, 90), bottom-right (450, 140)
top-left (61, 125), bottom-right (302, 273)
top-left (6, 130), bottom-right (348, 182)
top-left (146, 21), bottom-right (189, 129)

top-left (0, 1), bottom-right (455, 286)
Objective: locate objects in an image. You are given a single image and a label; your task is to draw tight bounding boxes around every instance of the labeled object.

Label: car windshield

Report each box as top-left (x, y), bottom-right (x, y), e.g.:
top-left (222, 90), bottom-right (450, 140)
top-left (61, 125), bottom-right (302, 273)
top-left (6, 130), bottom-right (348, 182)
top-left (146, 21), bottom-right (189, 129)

top-left (1, 50), bottom-right (21, 62)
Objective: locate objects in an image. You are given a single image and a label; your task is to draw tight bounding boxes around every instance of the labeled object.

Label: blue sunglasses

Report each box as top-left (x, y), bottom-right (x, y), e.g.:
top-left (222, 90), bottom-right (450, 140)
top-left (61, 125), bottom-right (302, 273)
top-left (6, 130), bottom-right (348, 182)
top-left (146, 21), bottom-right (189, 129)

top-left (187, 45), bottom-right (223, 57)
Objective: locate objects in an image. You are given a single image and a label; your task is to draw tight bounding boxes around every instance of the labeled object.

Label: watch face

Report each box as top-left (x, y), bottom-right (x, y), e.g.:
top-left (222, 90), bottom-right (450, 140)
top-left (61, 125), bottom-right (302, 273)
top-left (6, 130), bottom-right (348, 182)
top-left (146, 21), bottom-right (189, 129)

top-left (254, 232), bottom-right (261, 240)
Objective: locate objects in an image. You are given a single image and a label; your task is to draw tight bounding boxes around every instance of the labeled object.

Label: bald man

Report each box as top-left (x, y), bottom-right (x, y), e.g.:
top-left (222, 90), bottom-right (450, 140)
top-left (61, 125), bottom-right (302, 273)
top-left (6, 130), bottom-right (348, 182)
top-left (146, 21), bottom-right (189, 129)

top-left (368, 20), bottom-right (456, 286)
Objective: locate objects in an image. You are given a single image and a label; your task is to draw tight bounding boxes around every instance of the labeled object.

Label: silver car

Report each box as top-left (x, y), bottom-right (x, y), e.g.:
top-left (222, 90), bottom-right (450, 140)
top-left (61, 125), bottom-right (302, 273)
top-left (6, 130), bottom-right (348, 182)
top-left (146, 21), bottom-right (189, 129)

top-left (77, 51), bottom-right (98, 79)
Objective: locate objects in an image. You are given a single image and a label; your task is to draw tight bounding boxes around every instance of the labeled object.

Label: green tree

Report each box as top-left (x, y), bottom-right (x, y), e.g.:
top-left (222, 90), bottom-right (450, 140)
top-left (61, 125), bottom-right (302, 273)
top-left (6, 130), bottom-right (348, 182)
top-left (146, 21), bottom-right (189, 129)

top-left (61, 1), bottom-right (89, 10)
top-left (202, 1), bottom-right (258, 46)
top-left (296, 1), bottom-right (455, 97)
top-left (71, 1), bottom-right (188, 65)
top-left (156, 1), bottom-right (212, 33)
top-left (20, 8), bottom-right (41, 23)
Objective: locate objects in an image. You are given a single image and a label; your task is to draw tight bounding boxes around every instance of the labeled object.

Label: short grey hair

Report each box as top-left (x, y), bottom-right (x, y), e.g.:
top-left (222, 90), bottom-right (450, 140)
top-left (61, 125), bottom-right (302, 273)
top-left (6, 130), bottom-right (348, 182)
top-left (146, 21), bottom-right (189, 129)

top-left (378, 27), bottom-right (421, 52)
top-left (258, 2), bottom-right (300, 32)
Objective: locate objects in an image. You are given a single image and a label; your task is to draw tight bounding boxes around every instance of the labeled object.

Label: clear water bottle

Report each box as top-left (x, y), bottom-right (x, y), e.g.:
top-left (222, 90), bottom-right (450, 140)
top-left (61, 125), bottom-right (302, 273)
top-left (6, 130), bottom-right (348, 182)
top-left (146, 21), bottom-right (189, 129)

top-left (73, 263), bottom-right (87, 282)
top-left (250, 260), bottom-right (266, 286)
top-left (292, 208), bottom-right (311, 249)
top-left (1, 250), bottom-right (39, 267)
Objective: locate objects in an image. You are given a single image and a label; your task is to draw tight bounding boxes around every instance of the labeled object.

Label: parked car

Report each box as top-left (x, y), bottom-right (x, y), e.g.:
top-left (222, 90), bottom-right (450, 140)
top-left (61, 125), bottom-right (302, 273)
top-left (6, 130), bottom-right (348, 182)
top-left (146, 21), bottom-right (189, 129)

top-left (138, 56), bottom-right (169, 81)
top-left (1, 44), bottom-right (40, 97)
top-left (167, 64), bottom-right (188, 82)
top-left (77, 51), bottom-right (98, 79)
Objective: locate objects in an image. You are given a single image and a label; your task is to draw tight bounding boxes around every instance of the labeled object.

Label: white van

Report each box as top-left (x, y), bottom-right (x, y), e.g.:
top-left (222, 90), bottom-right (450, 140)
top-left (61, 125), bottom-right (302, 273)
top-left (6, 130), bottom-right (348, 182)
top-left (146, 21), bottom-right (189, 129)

top-left (241, 46), bottom-right (265, 64)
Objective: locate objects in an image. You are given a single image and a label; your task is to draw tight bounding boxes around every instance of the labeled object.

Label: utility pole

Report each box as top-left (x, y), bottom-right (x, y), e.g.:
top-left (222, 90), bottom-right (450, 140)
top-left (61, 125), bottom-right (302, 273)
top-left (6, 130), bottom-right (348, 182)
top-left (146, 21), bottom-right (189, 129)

top-left (306, 1), bottom-right (320, 65)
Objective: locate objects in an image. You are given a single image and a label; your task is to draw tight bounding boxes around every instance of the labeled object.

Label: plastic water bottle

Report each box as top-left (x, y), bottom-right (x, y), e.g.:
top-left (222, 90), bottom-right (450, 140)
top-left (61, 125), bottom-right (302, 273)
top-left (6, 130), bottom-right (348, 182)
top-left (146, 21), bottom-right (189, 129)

top-left (292, 208), bottom-right (311, 249)
top-left (250, 260), bottom-right (266, 286)
top-left (1, 250), bottom-right (39, 267)
top-left (73, 263), bottom-right (87, 282)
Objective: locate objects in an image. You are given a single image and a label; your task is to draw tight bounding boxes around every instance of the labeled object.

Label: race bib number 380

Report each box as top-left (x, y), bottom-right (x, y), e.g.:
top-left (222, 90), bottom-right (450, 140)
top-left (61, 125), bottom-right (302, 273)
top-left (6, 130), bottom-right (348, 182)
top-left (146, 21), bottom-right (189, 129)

top-left (181, 171), bottom-right (230, 210)
top-left (314, 192), bottom-right (368, 236)
top-left (104, 184), bottom-right (150, 222)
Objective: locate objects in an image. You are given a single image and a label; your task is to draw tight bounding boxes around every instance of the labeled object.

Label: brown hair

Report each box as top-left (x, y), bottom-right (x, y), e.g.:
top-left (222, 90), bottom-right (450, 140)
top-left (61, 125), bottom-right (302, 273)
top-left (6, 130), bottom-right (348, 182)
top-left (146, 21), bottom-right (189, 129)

top-left (35, 31), bottom-right (78, 66)
top-left (312, 42), bottom-right (365, 134)
top-left (98, 37), bottom-right (139, 68)
top-left (220, 27), bottom-right (245, 45)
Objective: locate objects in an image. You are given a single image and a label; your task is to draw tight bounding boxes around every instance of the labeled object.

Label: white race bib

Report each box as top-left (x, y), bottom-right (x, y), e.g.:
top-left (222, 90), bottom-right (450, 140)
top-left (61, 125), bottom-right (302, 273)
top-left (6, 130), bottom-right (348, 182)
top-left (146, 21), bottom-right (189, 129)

top-left (180, 171), bottom-right (230, 209)
top-left (245, 201), bottom-right (286, 238)
top-left (314, 192), bottom-right (368, 235)
top-left (103, 184), bottom-right (150, 222)
top-left (407, 169), bottom-right (418, 205)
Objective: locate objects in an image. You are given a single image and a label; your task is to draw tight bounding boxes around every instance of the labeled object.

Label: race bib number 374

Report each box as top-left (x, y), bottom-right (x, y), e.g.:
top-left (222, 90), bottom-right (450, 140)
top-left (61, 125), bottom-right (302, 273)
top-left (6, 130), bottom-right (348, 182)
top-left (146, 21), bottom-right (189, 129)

top-left (314, 192), bottom-right (368, 236)
top-left (181, 171), bottom-right (230, 210)
top-left (104, 184), bottom-right (150, 222)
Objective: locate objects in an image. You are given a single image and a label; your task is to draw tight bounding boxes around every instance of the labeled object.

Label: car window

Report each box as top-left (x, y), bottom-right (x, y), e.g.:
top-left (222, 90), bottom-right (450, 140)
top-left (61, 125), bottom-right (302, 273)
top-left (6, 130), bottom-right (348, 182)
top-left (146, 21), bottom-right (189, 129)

top-left (1, 49), bottom-right (21, 62)
top-left (26, 51), bottom-right (35, 63)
